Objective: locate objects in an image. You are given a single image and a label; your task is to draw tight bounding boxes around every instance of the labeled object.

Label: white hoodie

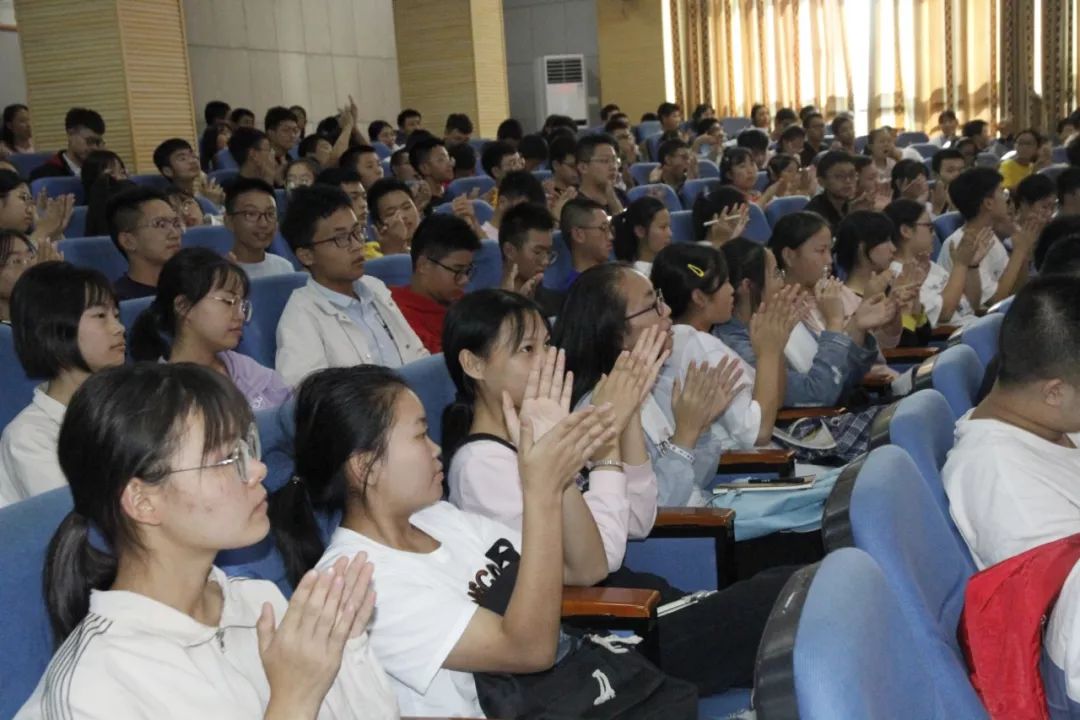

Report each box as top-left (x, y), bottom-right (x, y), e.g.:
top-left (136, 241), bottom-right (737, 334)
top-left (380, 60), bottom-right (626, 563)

top-left (16, 567), bottom-right (398, 720)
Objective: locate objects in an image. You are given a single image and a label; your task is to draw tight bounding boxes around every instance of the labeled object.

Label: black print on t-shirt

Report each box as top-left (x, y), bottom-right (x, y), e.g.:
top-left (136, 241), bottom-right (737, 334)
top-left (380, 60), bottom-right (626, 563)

top-left (468, 538), bottom-right (520, 615)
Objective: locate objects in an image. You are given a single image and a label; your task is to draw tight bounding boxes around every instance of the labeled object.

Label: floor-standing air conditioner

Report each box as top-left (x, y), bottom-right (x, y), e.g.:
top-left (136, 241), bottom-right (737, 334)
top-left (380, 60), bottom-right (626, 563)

top-left (536, 54), bottom-right (587, 126)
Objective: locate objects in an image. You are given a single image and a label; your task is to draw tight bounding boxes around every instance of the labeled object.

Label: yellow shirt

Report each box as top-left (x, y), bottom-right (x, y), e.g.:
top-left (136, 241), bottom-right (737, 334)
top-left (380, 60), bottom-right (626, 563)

top-left (998, 158), bottom-right (1033, 190)
top-left (363, 241), bottom-right (384, 259)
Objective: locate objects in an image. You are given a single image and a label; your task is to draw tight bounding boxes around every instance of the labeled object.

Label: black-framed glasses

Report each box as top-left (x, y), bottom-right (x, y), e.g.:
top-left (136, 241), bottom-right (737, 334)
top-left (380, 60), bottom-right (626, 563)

top-left (532, 246), bottom-right (559, 267)
top-left (580, 222), bottom-right (612, 234)
top-left (626, 288), bottom-right (666, 320)
top-left (428, 256), bottom-right (476, 282)
top-left (310, 226), bottom-right (366, 249)
top-left (229, 209), bottom-right (277, 224)
top-left (163, 425), bottom-right (261, 485)
top-left (211, 295), bottom-right (253, 323)
top-left (137, 217), bottom-right (184, 232)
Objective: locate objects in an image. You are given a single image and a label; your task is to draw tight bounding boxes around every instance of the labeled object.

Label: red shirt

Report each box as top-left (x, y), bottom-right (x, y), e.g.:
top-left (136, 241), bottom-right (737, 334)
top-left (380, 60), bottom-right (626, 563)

top-left (390, 285), bottom-right (448, 353)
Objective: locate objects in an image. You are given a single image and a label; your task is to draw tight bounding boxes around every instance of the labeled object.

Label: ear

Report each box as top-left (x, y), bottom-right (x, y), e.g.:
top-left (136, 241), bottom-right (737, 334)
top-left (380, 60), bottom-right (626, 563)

top-left (459, 348), bottom-right (486, 382)
top-left (162, 166), bottom-right (175, 180)
top-left (173, 294), bottom-right (193, 319)
top-left (118, 230), bottom-right (139, 255)
top-left (1043, 378), bottom-right (1068, 408)
top-left (634, 224), bottom-right (647, 241)
top-left (346, 451), bottom-right (379, 491)
top-left (690, 287), bottom-right (709, 309)
top-left (119, 477), bottom-right (164, 529)
top-left (295, 246), bottom-right (315, 269)
top-left (780, 246), bottom-right (795, 269)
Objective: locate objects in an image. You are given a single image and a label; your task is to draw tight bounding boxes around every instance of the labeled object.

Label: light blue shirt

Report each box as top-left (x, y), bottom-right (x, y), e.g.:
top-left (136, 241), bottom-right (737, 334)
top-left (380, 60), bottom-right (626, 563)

top-left (308, 278), bottom-right (404, 368)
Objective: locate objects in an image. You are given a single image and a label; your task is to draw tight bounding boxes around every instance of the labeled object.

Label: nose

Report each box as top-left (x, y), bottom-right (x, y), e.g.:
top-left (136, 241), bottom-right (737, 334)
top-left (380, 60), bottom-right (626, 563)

top-left (250, 457), bottom-right (268, 486)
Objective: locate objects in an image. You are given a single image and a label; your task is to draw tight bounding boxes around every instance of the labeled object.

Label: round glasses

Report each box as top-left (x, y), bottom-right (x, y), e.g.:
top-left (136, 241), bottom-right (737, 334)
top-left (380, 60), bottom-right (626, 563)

top-left (163, 425), bottom-right (262, 485)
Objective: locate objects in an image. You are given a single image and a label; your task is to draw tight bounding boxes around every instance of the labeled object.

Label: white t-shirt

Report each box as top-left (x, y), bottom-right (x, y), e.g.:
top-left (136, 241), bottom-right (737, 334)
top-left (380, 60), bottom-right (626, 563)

top-left (1044, 560), bottom-right (1080, 706)
top-left (318, 502), bottom-right (524, 718)
top-left (938, 227), bottom-right (1010, 306)
top-left (16, 567), bottom-right (397, 719)
top-left (237, 252), bottom-right (294, 280)
top-left (943, 413), bottom-right (1080, 570)
top-left (0, 385), bottom-right (66, 508)
top-left (920, 260), bottom-right (976, 327)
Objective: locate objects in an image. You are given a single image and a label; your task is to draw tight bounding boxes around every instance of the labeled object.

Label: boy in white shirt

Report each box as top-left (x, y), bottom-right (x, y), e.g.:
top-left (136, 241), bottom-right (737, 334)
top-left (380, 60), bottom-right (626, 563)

top-left (223, 177), bottom-right (294, 279)
top-left (943, 276), bottom-right (1080, 570)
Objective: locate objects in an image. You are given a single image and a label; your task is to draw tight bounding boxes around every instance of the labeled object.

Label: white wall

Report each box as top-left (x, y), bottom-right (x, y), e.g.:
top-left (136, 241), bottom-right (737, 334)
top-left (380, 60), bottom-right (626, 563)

top-left (183, 0), bottom-right (401, 133)
top-left (0, 1), bottom-right (27, 107)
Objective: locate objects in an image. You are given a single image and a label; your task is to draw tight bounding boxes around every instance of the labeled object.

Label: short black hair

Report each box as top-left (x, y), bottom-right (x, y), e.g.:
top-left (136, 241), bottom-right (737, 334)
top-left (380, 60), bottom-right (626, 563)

top-left (410, 213), bottom-right (480, 269)
top-left (605, 115), bottom-right (632, 134)
top-left (106, 185), bottom-right (169, 256)
top-left (890, 159), bottom-right (929, 198)
top-left (367, 177), bottom-right (413, 225)
top-left (658, 138), bottom-right (688, 166)
top-left (152, 138), bottom-right (193, 174)
top-left (65, 108), bottom-right (105, 135)
top-left (736, 128), bottom-right (769, 152)
top-left (998, 275), bottom-right (1080, 386)
top-left (1034, 215), bottom-right (1080, 271)
top-left (408, 136), bottom-right (445, 173)
top-left (657, 102), bottom-right (681, 119)
top-left (575, 134), bottom-right (616, 164)
top-left (228, 127), bottom-right (268, 166)
top-left (939, 110), bottom-right (958, 123)
top-left (223, 176), bottom-right (275, 214)
top-left (499, 202), bottom-right (554, 251)
top-left (852, 155), bottom-right (874, 171)
top-left (397, 108), bottom-right (421, 129)
top-left (833, 210), bottom-right (896, 274)
top-left (497, 118), bottom-right (524, 143)
top-left (448, 143), bottom-right (476, 175)
top-left (11, 261), bottom-right (117, 379)
top-left (883, 198), bottom-right (928, 246)
top-left (1068, 137), bottom-right (1080, 166)
top-left (315, 166), bottom-right (363, 188)
top-left (948, 167), bottom-right (1003, 220)
top-left (962, 119), bottom-right (989, 139)
top-left (695, 117), bottom-right (720, 136)
top-left (497, 170), bottom-right (545, 206)
top-left (338, 144), bottom-right (378, 171)
top-left (280, 184), bottom-right (353, 251)
top-left (768, 211), bottom-right (831, 270)
top-left (390, 148), bottom-right (410, 168)
top-left (816, 150), bottom-right (855, 178)
top-left (481, 141), bottom-right (517, 177)
top-left (1058, 167), bottom-right (1080, 203)
top-left (265, 106), bottom-right (298, 132)
top-left (445, 113), bottom-right (474, 136)
top-left (559, 196), bottom-right (605, 246)
top-left (519, 134), bottom-right (548, 163)
top-left (600, 104), bottom-right (621, 122)
top-left (830, 114), bottom-right (853, 135)
top-left (549, 135), bottom-right (577, 164)
top-left (368, 120), bottom-right (392, 144)
top-left (299, 133), bottom-right (328, 158)
top-left (640, 112), bottom-right (659, 122)
top-left (780, 125), bottom-right (806, 144)
top-left (204, 101), bottom-right (229, 126)
top-left (775, 108), bottom-right (797, 125)
top-left (229, 108), bottom-right (254, 126)
top-left (1013, 173), bottom-right (1056, 208)
top-left (932, 148), bottom-right (965, 175)
top-left (1041, 237), bottom-right (1080, 278)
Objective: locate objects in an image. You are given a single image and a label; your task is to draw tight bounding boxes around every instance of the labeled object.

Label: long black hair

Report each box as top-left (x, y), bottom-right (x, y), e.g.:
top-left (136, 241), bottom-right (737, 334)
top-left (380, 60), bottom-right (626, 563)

top-left (131, 247), bottom-right (250, 361)
top-left (767, 211), bottom-right (831, 271)
top-left (79, 149), bottom-right (125, 199)
top-left (441, 289), bottom-right (549, 464)
top-left (1, 104), bottom-right (27, 149)
top-left (722, 237), bottom-right (770, 310)
top-left (612, 196), bottom-right (666, 263)
top-left (46, 363), bottom-right (252, 642)
top-left (270, 365), bottom-right (408, 588)
top-left (649, 243), bottom-right (729, 320)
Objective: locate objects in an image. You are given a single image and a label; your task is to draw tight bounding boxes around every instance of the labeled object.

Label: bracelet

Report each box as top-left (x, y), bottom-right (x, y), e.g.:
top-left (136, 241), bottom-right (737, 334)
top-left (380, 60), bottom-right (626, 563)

top-left (660, 440), bottom-right (696, 465)
top-left (590, 459), bottom-right (624, 472)
top-left (968, 264), bottom-right (980, 269)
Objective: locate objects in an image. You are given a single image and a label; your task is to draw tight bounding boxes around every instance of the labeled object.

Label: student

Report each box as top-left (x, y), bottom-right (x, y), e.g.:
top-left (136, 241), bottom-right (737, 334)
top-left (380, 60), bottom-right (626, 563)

top-left (496, 118), bottom-right (524, 150)
top-left (80, 148), bottom-right (128, 200)
top-left (942, 276), bottom-right (1080, 569)
top-left (368, 119), bottom-right (398, 149)
top-left (228, 127), bottom-right (278, 187)
top-left (933, 109), bottom-right (960, 147)
top-left (409, 136), bottom-right (454, 210)
top-left (865, 128), bottom-right (896, 184)
top-left (199, 123), bottom-right (230, 172)
top-left (890, 158), bottom-right (930, 203)
top-left (884, 198), bottom-right (979, 329)
top-left (153, 137), bottom-right (225, 208)
top-left (223, 177), bottom-right (293, 279)
top-left (367, 177), bottom-right (420, 256)
top-left (480, 169), bottom-right (547, 241)
top-left (805, 151), bottom-right (857, 227)
top-left (998, 129), bottom-right (1046, 190)
top-left (954, 137), bottom-right (979, 167)
top-left (778, 124), bottom-right (807, 161)
top-left (29, 107), bottom-right (105, 180)
top-left (285, 157), bottom-right (319, 192)
top-left (519, 133), bottom-right (548, 173)
top-left (316, 167), bottom-right (369, 231)
top-left (229, 107), bottom-right (255, 129)
top-left (658, 102), bottom-right (684, 135)
top-left (559, 196), bottom-right (612, 289)
top-left (721, 147), bottom-right (771, 205)
top-left (265, 106), bottom-right (301, 169)
top-left (600, 103), bottom-right (622, 123)
top-left (268, 362), bottom-right (613, 717)
top-left (14, 363), bottom-right (396, 718)
top-left (690, 118), bottom-right (725, 162)
top-left (397, 108), bottom-right (423, 145)
top-left (389, 214), bottom-right (481, 353)
top-left (0, 262), bottom-right (124, 507)
top-left (930, 148), bottom-right (967, 215)
top-left (691, 185), bottom-right (750, 246)
top-left (750, 103), bottom-right (770, 132)
top-left (298, 134), bottom-right (332, 167)
top-left (1012, 172), bottom-right (1058, 222)
top-left (275, 185), bottom-right (426, 384)
top-left (497, 201), bottom-right (565, 317)
top-left (131, 247), bottom-right (290, 411)
top-left (939, 167), bottom-right (1037, 307)
top-left (799, 112), bottom-right (828, 167)
top-left (962, 119), bottom-right (993, 154)
top-left (165, 185), bottom-right (205, 229)
top-left (448, 142), bottom-right (476, 180)
top-left (830, 114), bottom-right (856, 154)
top-left (548, 135), bottom-right (578, 194)
top-left (655, 138), bottom-right (697, 192)
top-left (0, 230), bottom-right (39, 323)
top-left (1033, 215), bottom-right (1080, 273)
top-left (108, 186), bottom-right (183, 300)
top-left (1, 103), bottom-right (33, 155)
top-left (612, 196), bottom-right (670, 276)
top-left (773, 108), bottom-right (799, 140)
top-left (1059, 167), bottom-right (1080, 217)
top-left (388, 148), bottom-right (416, 184)
top-left (0, 169), bottom-right (73, 248)
top-left (443, 113), bottom-right (473, 147)
top-left (576, 134), bottom-right (626, 215)
top-left (480, 141), bottom-right (524, 184)
top-left (737, 128), bottom-right (770, 170)
top-left (339, 145), bottom-right (384, 190)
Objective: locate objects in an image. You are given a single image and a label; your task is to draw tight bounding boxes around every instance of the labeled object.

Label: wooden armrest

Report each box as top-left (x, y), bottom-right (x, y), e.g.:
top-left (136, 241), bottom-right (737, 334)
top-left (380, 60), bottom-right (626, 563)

top-left (882, 346), bottom-right (938, 362)
top-left (561, 586), bottom-right (660, 619)
top-left (861, 372), bottom-right (892, 390)
top-left (718, 448), bottom-right (795, 466)
top-left (932, 324), bottom-right (958, 339)
top-left (654, 506), bottom-right (735, 529)
top-left (777, 406), bottom-right (846, 421)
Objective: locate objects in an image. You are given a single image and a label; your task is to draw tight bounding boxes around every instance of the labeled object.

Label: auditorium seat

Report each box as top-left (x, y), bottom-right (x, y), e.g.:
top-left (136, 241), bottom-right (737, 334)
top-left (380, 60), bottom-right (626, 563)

top-left (118, 295), bottom-right (153, 336)
top-left (956, 312), bottom-right (1003, 369)
top-left (629, 162), bottom-right (659, 187)
top-left (742, 203), bottom-right (772, 244)
top-left (644, 132), bottom-right (664, 161)
top-left (182, 225), bottom-right (235, 256)
top-left (268, 231), bottom-right (303, 271)
top-left (896, 131), bottom-right (930, 147)
top-left (434, 198), bottom-right (494, 226)
top-left (235, 272), bottom-right (308, 368)
top-left (754, 170), bottom-right (770, 192)
top-left (365, 252), bottom-right (412, 288)
top-left (627, 184), bottom-right (681, 214)
top-left (129, 174), bottom-right (170, 191)
top-left (66, 205), bottom-right (87, 238)
top-left (910, 142), bottom-right (939, 159)
top-left (670, 210), bottom-right (694, 244)
top-left (208, 168), bottom-right (238, 186)
top-left (371, 141), bottom-right (392, 160)
top-left (57, 236), bottom-right (126, 284)
top-left (680, 178), bottom-right (718, 209)
top-left (765, 195), bottom-right (809, 228)
top-left (466, 239), bottom-right (503, 292)
top-left (213, 147), bottom-right (238, 170)
top-left (445, 176), bottom-right (495, 201)
top-left (543, 230), bottom-right (572, 291)
top-left (30, 176), bottom-right (84, 205)
top-left (931, 211), bottom-right (963, 257)
top-left (6, 151), bottom-right (52, 178)
top-left (0, 323), bottom-right (36, 434)
top-left (698, 158), bottom-right (720, 179)
top-left (720, 117), bottom-right (751, 137)
top-left (926, 343), bottom-right (984, 417)
top-left (634, 120), bottom-right (661, 143)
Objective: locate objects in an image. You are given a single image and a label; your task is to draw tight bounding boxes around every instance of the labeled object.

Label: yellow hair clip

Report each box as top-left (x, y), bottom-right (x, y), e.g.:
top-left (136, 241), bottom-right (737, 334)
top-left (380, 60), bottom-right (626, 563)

top-left (687, 263), bottom-right (705, 278)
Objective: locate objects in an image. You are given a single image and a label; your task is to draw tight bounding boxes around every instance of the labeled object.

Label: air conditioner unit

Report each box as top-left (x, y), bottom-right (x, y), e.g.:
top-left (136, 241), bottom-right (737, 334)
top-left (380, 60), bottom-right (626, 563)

top-left (536, 54), bottom-right (587, 126)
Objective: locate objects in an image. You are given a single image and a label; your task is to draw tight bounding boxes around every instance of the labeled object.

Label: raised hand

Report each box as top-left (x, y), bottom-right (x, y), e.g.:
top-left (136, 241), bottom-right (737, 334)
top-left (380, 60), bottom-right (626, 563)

top-left (35, 193), bottom-right (75, 240)
top-left (814, 277), bottom-right (846, 330)
top-left (518, 404), bottom-right (618, 496)
top-left (706, 203), bottom-right (749, 247)
top-left (750, 286), bottom-right (800, 356)
top-left (411, 180), bottom-right (432, 212)
top-left (502, 346), bottom-right (573, 445)
top-left (592, 326), bottom-right (669, 432)
top-left (374, 213), bottom-right (409, 255)
top-left (851, 293), bottom-right (896, 330)
top-left (671, 358), bottom-right (745, 440)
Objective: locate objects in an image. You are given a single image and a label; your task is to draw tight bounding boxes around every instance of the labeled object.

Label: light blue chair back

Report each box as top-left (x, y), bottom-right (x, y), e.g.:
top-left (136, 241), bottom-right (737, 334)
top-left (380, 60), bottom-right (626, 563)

top-left (466, 239), bottom-right (503, 292)
top-left (634, 121), bottom-right (661, 143)
top-left (445, 176), bottom-right (496, 202)
top-left (371, 141), bottom-right (392, 160)
top-left (670, 210), bottom-right (694, 243)
top-left (698, 159), bottom-right (720, 179)
top-left (208, 168), bottom-right (238, 186)
top-left (365, 253), bottom-right (412, 288)
top-left (896, 131), bottom-right (930, 147)
top-left (958, 312), bottom-right (1003, 368)
top-left (742, 203), bottom-right (771, 244)
top-left (932, 211), bottom-right (963, 257)
top-left (57, 236), bottom-right (126, 283)
top-left (0, 323), bottom-right (37, 434)
top-left (129, 174), bottom-right (170, 191)
top-left (629, 162), bottom-right (659, 187)
top-left (236, 272), bottom-right (308, 368)
top-left (627, 184), bottom-right (681, 214)
top-left (544, 231), bottom-right (572, 290)
top-left (7, 152), bottom-right (53, 177)
top-left (930, 344), bottom-right (984, 418)
top-left (680, 178), bottom-right (719, 209)
top-left (434, 199), bottom-right (494, 226)
top-left (911, 142), bottom-right (939, 159)
top-left (397, 354), bottom-right (456, 449)
top-left (754, 170), bottom-right (770, 192)
top-left (182, 225), bottom-right (234, 256)
top-left (30, 176), bottom-right (84, 205)
top-left (765, 195), bottom-right (809, 228)
top-left (66, 205), bottom-right (88, 238)
top-left (118, 295), bottom-right (153, 332)
top-left (720, 117), bottom-right (751, 137)
top-left (214, 147), bottom-right (238, 170)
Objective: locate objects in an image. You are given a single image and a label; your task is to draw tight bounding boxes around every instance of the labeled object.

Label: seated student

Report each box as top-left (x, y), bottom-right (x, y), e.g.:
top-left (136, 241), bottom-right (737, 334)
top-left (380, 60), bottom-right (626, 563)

top-left (518, 133), bottom-right (548, 173)
top-left (953, 136), bottom-right (979, 167)
top-left (108, 186), bottom-right (183, 300)
top-left (548, 134), bottom-right (578, 195)
top-left (554, 263), bottom-right (741, 506)
top-left (613, 196), bottom-right (671, 276)
top-left (1012, 172), bottom-right (1058, 223)
top-left (29, 107), bottom-right (105, 180)
top-left (657, 101), bottom-right (684, 138)
top-left (851, 153), bottom-right (884, 206)
top-left (690, 117), bottom-right (724, 162)
top-left (410, 136), bottom-right (454, 211)
top-left (270, 364), bottom-right (613, 718)
top-left (299, 133), bottom-right (332, 167)
top-left (264, 106), bottom-right (300, 172)
top-left (222, 177), bottom-right (293, 279)
top-left (0, 230), bottom-right (42, 323)
top-left (0, 169), bottom-right (72, 249)
top-left (153, 137), bottom-right (225, 208)
top-left (933, 109), bottom-right (960, 147)
top-left (339, 144), bottom-right (384, 190)
top-left (389, 214), bottom-right (481, 353)
top-left (830, 114), bottom-right (856, 154)
top-left (737, 127), bottom-right (771, 170)
top-left (765, 153), bottom-right (799, 191)
top-left (929, 148), bottom-right (967, 215)
top-left (778, 124), bottom-right (807, 161)
top-left (962, 119), bottom-right (993, 155)
top-left (291, 104), bottom-right (308, 137)
top-left (720, 147), bottom-right (764, 204)
top-left (316, 166), bottom-right (369, 231)
top-left (654, 138), bottom-right (698, 192)
top-left (228, 127), bottom-right (279, 187)
top-left (865, 127), bottom-right (897, 184)
top-left (884, 198), bottom-right (979, 330)
top-left (496, 118), bottom-right (523, 150)
top-left (368, 119), bottom-right (397, 149)
top-left (164, 185), bottom-right (205, 229)
top-left (396, 107), bottom-right (423, 145)
top-left (230, 106), bottom-right (256, 128)
top-left (691, 185), bottom-right (750, 247)
top-left (389, 150), bottom-right (415, 184)
top-left (1033, 215), bottom-right (1080, 274)
top-left (1, 103), bottom-right (33, 155)
top-left (890, 158), bottom-right (930, 204)
top-left (560, 196), bottom-right (612, 289)
top-left (481, 141), bottom-right (524, 185)
top-left (0, 262), bottom-right (124, 507)
top-left (805, 151), bottom-right (858, 227)
top-left (367, 177), bottom-right (420, 257)
top-left (284, 156), bottom-right (318, 192)
top-left (443, 112), bottom-right (473, 147)
top-left (131, 247), bottom-right (290, 411)
top-left (943, 276), bottom-right (1080, 570)
top-left (939, 167), bottom-right (1039, 307)
top-left (80, 149), bottom-right (128, 202)
top-left (1059, 167), bottom-right (1080, 217)
top-left (448, 142), bottom-right (476, 180)
top-left (482, 169), bottom-right (547, 241)
top-left (576, 134), bottom-right (627, 215)
top-left (772, 107), bottom-right (799, 141)
top-left (998, 128), bottom-right (1046, 190)
top-left (497, 201), bottom-right (565, 317)
top-left (275, 184), bottom-right (426, 383)
top-left (199, 123), bottom-right (230, 172)
top-left (15, 362), bottom-right (396, 718)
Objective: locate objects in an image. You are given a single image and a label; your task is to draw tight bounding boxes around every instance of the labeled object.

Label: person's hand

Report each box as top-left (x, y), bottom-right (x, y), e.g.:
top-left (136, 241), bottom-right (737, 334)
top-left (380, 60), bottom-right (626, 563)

top-left (35, 236), bottom-right (63, 263)
top-left (849, 190), bottom-right (876, 213)
top-left (706, 203), bottom-right (749, 247)
top-left (258, 554), bottom-right (375, 717)
top-left (452, 194), bottom-right (482, 234)
top-left (502, 346), bottom-right (572, 445)
top-left (518, 404), bottom-right (617, 496)
top-left (891, 283), bottom-right (919, 314)
top-left (951, 225), bottom-right (991, 267)
top-left (35, 193), bottom-right (75, 239)
top-left (866, 268), bottom-right (893, 298)
top-left (550, 185), bottom-right (577, 220)
top-left (1011, 211), bottom-right (1050, 255)
top-left (199, 175), bottom-right (226, 206)
top-left (797, 166), bottom-right (817, 195)
top-left (373, 213), bottom-right (410, 255)
top-left (592, 325), bottom-right (669, 432)
top-left (931, 179), bottom-right (950, 212)
top-left (411, 181), bottom-right (432, 212)
top-left (687, 153), bottom-right (700, 179)
top-left (648, 165), bottom-right (663, 183)
top-left (850, 293), bottom-right (896, 330)
top-left (500, 262), bottom-right (543, 298)
top-left (873, 179), bottom-right (892, 210)
top-left (750, 285), bottom-right (800, 356)
top-left (814, 277), bottom-right (846, 330)
top-left (671, 358), bottom-right (744, 439)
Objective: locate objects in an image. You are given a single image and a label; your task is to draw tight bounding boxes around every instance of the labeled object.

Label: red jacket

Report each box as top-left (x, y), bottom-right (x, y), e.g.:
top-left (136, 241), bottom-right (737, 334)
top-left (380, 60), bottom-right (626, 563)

top-left (959, 533), bottom-right (1080, 720)
top-left (390, 285), bottom-right (448, 354)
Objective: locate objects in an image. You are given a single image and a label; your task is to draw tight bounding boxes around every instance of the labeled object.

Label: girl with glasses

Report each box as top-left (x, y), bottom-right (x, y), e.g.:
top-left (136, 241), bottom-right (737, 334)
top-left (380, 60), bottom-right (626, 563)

top-left (0, 229), bottom-right (37, 323)
top-left (131, 247), bottom-right (291, 411)
top-left (16, 363), bottom-right (397, 719)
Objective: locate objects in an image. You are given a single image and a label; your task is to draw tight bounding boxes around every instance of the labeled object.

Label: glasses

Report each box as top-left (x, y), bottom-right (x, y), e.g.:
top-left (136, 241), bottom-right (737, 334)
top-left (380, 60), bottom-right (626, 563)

top-left (82, 136), bottom-right (104, 148)
top-left (914, 221), bottom-right (934, 228)
top-left (138, 217), bottom-right (184, 232)
top-left (580, 222), bottom-right (612, 234)
top-left (230, 209), bottom-right (277, 224)
top-left (626, 288), bottom-right (666, 320)
top-left (310, 226), bottom-right (367, 249)
top-left (532, 247), bottom-right (559, 267)
top-left (429, 257), bottom-right (476, 282)
top-left (589, 156), bottom-right (621, 166)
top-left (211, 295), bottom-right (253, 323)
top-left (164, 427), bottom-right (262, 485)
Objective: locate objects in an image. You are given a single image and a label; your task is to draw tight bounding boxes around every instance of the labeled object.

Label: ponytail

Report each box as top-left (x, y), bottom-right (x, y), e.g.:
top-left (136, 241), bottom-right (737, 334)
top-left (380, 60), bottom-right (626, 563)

top-left (441, 393), bottom-right (476, 470)
top-left (612, 196), bottom-right (665, 264)
top-left (45, 512), bottom-right (118, 643)
top-left (130, 300), bottom-right (173, 361)
top-left (268, 477), bottom-right (326, 589)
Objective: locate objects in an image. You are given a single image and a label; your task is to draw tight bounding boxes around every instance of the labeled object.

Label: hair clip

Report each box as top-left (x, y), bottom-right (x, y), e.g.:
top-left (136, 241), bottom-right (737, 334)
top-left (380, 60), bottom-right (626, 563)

top-left (687, 263), bottom-right (705, 278)
top-left (289, 475), bottom-right (304, 485)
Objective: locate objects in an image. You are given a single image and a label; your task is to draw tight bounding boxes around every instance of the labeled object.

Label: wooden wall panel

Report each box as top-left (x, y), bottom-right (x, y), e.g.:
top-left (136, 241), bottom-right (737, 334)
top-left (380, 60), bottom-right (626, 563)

top-left (469, 0), bottom-right (510, 138)
top-left (596, 0), bottom-right (669, 122)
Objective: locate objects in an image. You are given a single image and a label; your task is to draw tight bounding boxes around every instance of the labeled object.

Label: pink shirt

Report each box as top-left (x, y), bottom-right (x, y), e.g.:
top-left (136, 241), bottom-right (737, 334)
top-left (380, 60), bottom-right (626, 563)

top-left (447, 435), bottom-right (658, 573)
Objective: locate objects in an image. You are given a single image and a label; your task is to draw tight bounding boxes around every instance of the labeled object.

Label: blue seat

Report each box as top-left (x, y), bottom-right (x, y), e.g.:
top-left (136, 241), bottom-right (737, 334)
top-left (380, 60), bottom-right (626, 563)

top-left (932, 211), bottom-right (963, 254)
top-left (531, 169), bottom-right (552, 183)
top-left (208, 168), bottom-right (238, 187)
top-left (118, 295), bottom-right (153, 333)
top-left (754, 547), bottom-right (988, 719)
top-left (629, 162), bottom-right (659, 187)
top-left (975, 152), bottom-right (1000, 168)
top-left (196, 196), bottom-right (219, 216)
top-left (182, 225), bottom-right (234, 256)
top-left (0, 323), bottom-right (36, 434)
top-left (765, 195), bottom-right (809, 228)
top-left (236, 272), bottom-right (308, 368)
top-left (697, 159), bottom-right (720, 179)
top-left (30, 176), bottom-right (84, 205)
top-left (66, 205), bottom-right (88, 238)
top-left (930, 344), bottom-right (984, 417)
top-left (543, 230), bottom-right (572, 291)
top-left (754, 170), bottom-right (769, 192)
top-left (468, 138), bottom-right (490, 153)
top-left (670, 210), bottom-right (694, 244)
top-left (433, 198), bottom-right (495, 226)
top-left (720, 117), bottom-right (751, 137)
top-left (987, 295), bottom-right (1013, 314)
top-left (957, 312), bottom-right (1003, 369)
top-left (742, 203), bottom-right (771, 244)
top-left (214, 147), bottom-right (238, 170)
top-left (634, 121), bottom-right (661, 144)
top-left (1039, 164), bottom-right (1068, 181)
top-left (853, 134), bottom-right (869, 154)
top-left (445, 176), bottom-right (495, 202)
top-left (397, 354), bottom-right (455, 447)
top-left (627, 184), bottom-right (681, 214)
top-left (680, 178), bottom-right (718, 209)
top-left (644, 132), bottom-right (664, 162)
top-left (910, 142), bottom-right (939, 159)
top-left (269, 232), bottom-right (303, 271)
top-left (466, 239), bottom-right (503, 292)
top-left (380, 157), bottom-right (391, 177)
top-left (57, 236), bottom-right (126, 283)
top-left (371, 141), bottom-right (392, 160)
top-left (1052, 145), bottom-right (1068, 164)
top-left (274, 188), bottom-right (288, 218)
top-left (896, 131), bottom-right (930, 147)
top-left (130, 174), bottom-right (170, 191)
top-left (6, 151), bottom-right (53, 178)
top-left (365, 253), bottom-right (412, 288)
top-left (823, 447), bottom-right (985, 715)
